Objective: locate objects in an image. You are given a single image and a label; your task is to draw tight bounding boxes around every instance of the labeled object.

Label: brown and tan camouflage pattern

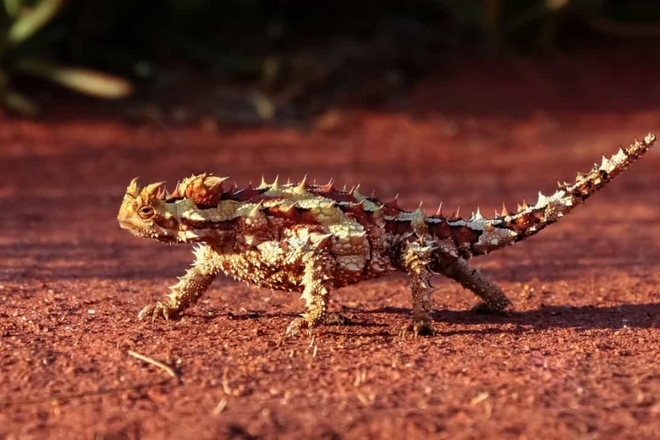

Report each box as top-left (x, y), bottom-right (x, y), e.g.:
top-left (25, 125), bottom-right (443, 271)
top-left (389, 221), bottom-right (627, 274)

top-left (117, 133), bottom-right (656, 336)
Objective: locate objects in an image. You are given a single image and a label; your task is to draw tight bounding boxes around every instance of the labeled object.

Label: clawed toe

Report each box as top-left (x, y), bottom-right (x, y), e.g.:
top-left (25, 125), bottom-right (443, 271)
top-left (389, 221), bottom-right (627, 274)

top-left (138, 302), bottom-right (178, 322)
top-left (472, 302), bottom-right (510, 315)
top-left (324, 313), bottom-right (351, 326)
top-left (399, 321), bottom-right (434, 338)
top-left (286, 312), bottom-right (348, 336)
top-left (137, 304), bottom-right (159, 321)
top-left (285, 317), bottom-right (308, 337)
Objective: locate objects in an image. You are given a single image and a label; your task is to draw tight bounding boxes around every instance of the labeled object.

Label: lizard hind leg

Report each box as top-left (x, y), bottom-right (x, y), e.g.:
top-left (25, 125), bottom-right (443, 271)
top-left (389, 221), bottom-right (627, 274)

top-left (440, 257), bottom-right (511, 313)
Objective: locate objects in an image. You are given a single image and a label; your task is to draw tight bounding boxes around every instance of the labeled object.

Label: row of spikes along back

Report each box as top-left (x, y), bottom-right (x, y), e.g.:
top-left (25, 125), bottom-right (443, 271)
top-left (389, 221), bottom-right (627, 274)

top-left (128, 134), bottom-right (655, 250)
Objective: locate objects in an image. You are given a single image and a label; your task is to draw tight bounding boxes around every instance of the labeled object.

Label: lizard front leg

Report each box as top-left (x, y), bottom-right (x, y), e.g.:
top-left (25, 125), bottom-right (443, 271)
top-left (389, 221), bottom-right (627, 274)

top-left (400, 240), bottom-right (436, 336)
top-left (285, 250), bottom-right (337, 336)
top-left (138, 244), bottom-right (220, 321)
top-left (440, 257), bottom-right (511, 313)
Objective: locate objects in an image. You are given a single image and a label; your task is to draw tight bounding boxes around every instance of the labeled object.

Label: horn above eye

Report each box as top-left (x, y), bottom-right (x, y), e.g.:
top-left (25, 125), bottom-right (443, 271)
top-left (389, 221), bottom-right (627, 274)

top-left (127, 177), bottom-right (140, 197)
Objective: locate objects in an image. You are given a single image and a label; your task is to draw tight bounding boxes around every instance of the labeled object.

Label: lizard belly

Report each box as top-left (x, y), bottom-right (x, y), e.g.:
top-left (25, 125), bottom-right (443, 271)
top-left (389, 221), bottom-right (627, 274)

top-left (216, 242), bottom-right (395, 291)
top-left (217, 250), bottom-right (305, 291)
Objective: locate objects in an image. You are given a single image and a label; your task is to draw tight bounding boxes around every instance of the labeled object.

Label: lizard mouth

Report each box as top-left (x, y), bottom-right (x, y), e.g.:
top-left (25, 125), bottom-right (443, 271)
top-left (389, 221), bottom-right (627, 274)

top-left (118, 220), bottom-right (178, 243)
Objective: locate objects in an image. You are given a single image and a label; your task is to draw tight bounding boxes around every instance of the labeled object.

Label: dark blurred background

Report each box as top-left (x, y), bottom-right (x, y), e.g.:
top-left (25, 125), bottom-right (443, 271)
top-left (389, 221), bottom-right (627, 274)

top-left (1, 0), bottom-right (659, 121)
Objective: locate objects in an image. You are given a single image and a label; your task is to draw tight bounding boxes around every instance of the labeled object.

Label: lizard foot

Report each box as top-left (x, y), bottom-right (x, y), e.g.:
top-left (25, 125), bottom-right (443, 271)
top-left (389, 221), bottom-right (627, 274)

top-left (286, 313), bottom-right (350, 336)
top-left (398, 320), bottom-right (434, 338)
top-left (472, 301), bottom-right (510, 315)
top-left (324, 312), bottom-right (351, 326)
top-left (285, 317), bottom-right (311, 337)
top-left (138, 302), bottom-right (180, 322)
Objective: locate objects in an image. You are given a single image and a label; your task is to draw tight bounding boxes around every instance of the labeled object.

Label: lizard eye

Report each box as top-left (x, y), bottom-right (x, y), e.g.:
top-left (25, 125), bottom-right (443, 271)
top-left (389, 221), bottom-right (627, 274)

top-left (138, 205), bottom-right (155, 220)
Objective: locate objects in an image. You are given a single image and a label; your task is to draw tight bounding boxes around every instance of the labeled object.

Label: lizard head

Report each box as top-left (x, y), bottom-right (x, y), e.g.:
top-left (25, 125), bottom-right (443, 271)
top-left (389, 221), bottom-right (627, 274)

top-left (118, 174), bottom-right (234, 244)
top-left (117, 178), bottom-right (180, 243)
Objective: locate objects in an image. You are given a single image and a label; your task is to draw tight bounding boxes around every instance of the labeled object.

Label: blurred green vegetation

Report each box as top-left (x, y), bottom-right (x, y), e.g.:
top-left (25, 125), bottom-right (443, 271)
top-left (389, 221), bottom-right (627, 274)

top-left (2, 0), bottom-right (660, 116)
top-left (60, 0), bottom-right (660, 68)
top-left (0, 0), bottom-right (132, 115)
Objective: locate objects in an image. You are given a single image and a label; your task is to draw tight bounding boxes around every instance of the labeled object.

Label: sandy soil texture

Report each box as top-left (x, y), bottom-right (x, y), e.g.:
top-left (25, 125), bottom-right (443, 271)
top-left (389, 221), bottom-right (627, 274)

top-left (2, 44), bottom-right (660, 439)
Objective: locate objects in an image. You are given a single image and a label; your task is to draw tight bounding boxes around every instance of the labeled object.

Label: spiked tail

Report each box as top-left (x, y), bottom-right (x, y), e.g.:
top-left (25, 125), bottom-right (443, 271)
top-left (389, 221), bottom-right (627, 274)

top-left (458, 134), bottom-right (656, 256)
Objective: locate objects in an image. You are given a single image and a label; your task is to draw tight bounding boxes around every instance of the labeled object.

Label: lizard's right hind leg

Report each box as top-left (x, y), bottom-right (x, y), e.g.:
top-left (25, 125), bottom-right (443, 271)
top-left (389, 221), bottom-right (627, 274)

top-left (438, 256), bottom-right (511, 313)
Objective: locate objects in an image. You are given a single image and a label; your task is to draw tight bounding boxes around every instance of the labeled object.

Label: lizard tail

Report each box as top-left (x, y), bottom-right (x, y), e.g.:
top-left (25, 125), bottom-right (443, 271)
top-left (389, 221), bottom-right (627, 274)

top-left (458, 133), bottom-right (656, 256)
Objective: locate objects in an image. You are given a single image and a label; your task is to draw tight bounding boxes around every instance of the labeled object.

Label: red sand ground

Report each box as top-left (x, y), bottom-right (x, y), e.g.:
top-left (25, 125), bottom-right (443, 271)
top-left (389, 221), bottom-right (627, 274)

top-left (2, 44), bottom-right (660, 439)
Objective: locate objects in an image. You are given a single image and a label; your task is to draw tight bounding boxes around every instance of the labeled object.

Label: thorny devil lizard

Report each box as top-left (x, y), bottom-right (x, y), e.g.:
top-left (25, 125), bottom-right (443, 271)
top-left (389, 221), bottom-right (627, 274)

top-left (118, 134), bottom-right (656, 336)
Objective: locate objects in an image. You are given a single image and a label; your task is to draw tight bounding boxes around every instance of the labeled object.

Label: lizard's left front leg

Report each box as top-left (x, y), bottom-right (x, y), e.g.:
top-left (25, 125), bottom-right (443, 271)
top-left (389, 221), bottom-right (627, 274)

top-left (285, 250), bottom-right (336, 336)
top-left (138, 244), bottom-right (220, 321)
top-left (400, 240), bottom-right (436, 336)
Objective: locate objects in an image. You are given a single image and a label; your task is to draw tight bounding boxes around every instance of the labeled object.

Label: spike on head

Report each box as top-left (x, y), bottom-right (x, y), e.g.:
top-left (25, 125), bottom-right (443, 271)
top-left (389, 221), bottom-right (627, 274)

top-left (157, 185), bottom-right (168, 200)
top-left (118, 178), bottom-right (179, 244)
top-left (126, 177), bottom-right (140, 198)
top-left (168, 186), bottom-right (181, 200)
top-left (140, 181), bottom-right (167, 203)
top-left (501, 202), bottom-right (510, 217)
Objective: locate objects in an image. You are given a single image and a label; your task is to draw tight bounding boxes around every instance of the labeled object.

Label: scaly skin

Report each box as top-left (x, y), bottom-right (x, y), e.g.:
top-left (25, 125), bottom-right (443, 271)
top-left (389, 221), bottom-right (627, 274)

top-left (117, 134), bottom-right (656, 336)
